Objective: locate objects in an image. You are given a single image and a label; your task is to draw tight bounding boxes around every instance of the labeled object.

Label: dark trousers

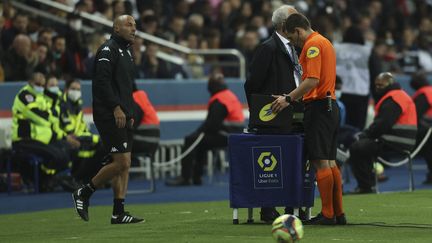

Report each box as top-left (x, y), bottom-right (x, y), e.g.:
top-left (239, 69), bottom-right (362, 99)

top-left (340, 94), bottom-right (369, 130)
top-left (181, 132), bottom-right (227, 181)
top-left (337, 125), bottom-right (360, 150)
top-left (71, 138), bottom-right (105, 183)
top-left (12, 140), bottom-right (72, 172)
top-left (348, 138), bottom-right (380, 189)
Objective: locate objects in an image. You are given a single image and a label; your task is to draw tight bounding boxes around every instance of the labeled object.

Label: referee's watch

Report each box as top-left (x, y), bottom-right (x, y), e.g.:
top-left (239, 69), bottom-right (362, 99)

top-left (284, 95), bottom-right (292, 104)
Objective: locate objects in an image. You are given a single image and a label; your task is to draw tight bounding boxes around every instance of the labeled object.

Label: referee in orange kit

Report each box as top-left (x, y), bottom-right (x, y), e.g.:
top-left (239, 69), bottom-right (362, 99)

top-left (272, 13), bottom-right (346, 225)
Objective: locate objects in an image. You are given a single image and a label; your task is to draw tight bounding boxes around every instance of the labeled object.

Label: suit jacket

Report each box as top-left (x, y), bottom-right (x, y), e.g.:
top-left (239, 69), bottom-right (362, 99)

top-left (244, 32), bottom-right (303, 133)
top-left (244, 32), bottom-right (297, 105)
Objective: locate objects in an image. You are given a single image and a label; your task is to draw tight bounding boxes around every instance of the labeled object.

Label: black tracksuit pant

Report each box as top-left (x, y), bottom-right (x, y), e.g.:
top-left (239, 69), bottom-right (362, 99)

top-left (181, 132), bottom-right (227, 182)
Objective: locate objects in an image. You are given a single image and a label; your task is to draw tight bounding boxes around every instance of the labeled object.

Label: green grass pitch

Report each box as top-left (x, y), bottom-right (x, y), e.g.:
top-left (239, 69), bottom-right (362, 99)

top-left (1, 190), bottom-right (432, 242)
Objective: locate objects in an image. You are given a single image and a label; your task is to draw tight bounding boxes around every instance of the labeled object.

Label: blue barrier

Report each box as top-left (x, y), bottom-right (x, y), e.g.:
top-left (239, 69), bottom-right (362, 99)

top-left (0, 79), bottom-right (247, 110)
top-left (0, 75), bottom-right (428, 139)
top-left (0, 79), bottom-right (247, 139)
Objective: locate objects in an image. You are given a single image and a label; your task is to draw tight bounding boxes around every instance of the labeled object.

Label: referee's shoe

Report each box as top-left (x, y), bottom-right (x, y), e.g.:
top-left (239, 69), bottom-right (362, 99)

top-left (111, 212), bottom-right (145, 224)
top-left (72, 188), bottom-right (90, 221)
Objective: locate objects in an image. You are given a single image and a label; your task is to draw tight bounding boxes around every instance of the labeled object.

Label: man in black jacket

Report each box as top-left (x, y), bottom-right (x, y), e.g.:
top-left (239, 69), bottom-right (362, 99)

top-left (72, 15), bottom-right (144, 224)
top-left (243, 5), bottom-right (302, 222)
top-left (244, 5), bottom-right (299, 106)
top-left (166, 73), bottom-right (245, 186)
top-left (348, 72), bottom-right (417, 193)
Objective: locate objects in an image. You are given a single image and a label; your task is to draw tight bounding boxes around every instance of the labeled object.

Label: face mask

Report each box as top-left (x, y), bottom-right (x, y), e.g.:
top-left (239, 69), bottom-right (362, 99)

top-left (365, 40), bottom-right (374, 48)
top-left (375, 86), bottom-right (390, 101)
top-left (69, 20), bottom-right (82, 31)
top-left (68, 90), bottom-right (82, 102)
top-left (47, 86), bottom-right (60, 94)
top-left (258, 26), bottom-right (268, 39)
top-left (53, 52), bottom-right (61, 59)
top-left (33, 86), bottom-right (44, 94)
top-left (335, 90), bottom-right (342, 99)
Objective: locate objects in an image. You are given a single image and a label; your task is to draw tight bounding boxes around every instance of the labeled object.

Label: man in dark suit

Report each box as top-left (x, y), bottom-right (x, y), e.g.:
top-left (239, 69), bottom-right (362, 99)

top-left (243, 5), bottom-right (303, 223)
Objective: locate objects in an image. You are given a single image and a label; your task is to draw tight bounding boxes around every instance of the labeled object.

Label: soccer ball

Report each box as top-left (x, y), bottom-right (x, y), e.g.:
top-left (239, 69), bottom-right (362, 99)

top-left (272, 214), bottom-right (304, 243)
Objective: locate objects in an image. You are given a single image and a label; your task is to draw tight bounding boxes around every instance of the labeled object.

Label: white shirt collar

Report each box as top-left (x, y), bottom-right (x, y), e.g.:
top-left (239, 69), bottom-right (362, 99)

top-left (275, 31), bottom-right (300, 87)
top-left (276, 31), bottom-right (290, 46)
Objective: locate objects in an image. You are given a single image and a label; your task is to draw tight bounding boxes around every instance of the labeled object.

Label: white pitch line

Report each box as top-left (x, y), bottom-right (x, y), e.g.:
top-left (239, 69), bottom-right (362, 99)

top-left (64, 237), bottom-right (81, 240)
top-left (224, 235), bottom-right (270, 239)
top-left (332, 238), bottom-right (386, 242)
top-left (178, 211), bottom-right (192, 214)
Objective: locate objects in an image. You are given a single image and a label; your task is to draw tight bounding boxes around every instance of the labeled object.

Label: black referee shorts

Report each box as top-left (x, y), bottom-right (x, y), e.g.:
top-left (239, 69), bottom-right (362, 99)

top-left (303, 99), bottom-right (339, 160)
top-left (94, 119), bottom-right (133, 154)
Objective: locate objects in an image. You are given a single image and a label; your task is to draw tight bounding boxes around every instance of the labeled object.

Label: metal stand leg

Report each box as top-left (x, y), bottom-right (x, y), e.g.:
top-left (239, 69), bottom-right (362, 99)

top-left (305, 208), bottom-right (311, 220)
top-left (233, 209), bottom-right (239, 224)
top-left (408, 154), bottom-right (414, 192)
top-left (293, 208), bottom-right (299, 217)
top-left (148, 159), bottom-right (155, 192)
top-left (128, 156), bottom-right (156, 194)
top-left (374, 167), bottom-right (380, 194)
top-left (247, 208), bottom-right (254, 223)
top-left (207, 150), bottom-right (214, 184)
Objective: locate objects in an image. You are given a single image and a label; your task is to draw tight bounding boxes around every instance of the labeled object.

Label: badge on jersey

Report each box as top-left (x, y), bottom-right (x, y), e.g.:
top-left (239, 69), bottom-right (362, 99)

top-left (25, 94), bottom-right (34, 103)
top-left (306, 46), bottom-right (320, 58)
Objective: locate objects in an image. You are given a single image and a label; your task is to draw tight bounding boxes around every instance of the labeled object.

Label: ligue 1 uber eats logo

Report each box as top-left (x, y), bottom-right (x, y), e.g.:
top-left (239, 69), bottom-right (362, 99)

top-left (253, 147), bottom-right (283, 188)
top-left (257, 152), bottom-right (278, 171)
top-left (259, 103), bottom-right (277, 122)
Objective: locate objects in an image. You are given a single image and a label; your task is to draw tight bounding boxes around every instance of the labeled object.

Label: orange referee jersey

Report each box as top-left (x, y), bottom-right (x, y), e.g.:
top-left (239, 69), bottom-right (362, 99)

top-left (299, 32), bottom-right (336, 101)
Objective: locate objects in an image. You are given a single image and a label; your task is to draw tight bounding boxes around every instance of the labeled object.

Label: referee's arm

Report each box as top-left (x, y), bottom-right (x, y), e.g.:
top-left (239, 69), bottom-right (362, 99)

top-left (197, 100), bottom-right (227, 133)
top-left (271, 77), bottom-right (318, 113)
top-left (364, 97), bottom-right (401, 139)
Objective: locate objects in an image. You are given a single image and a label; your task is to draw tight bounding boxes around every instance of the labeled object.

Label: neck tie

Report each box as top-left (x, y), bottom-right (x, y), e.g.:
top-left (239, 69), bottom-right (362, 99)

top-left (287, 43), bottom-right (303, 84)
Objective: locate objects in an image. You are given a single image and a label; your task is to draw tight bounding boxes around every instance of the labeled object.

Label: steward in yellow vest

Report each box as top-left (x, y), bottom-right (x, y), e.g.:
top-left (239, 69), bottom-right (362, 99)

top-left (60, 78), bottom-right (105, 183)
top-left (11, 73), bottom-right (78, 192)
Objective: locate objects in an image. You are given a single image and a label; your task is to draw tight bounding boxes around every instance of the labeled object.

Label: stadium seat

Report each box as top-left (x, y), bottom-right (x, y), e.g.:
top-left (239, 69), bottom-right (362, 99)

top-left (375, 149), bottom-right (414, 193)
top-left (337, 127), bottom-right (432, 193)
top-left (206, 147), bottom-right (229, 184)
top-left (7, 150), bottom-right (43, 194)
top-left (152, 141), bottom-right (183, 179)
top-left (375, 127), bottom-right (432, 193)
top-left (128, 154), bottom-right (155, 194)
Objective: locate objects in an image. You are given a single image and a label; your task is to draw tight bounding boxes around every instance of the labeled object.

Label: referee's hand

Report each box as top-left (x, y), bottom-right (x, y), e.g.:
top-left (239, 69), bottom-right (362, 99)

top-left (114, 105), bottom-right (126, 128)
top-left (271, 95), bottom-right (289, 113)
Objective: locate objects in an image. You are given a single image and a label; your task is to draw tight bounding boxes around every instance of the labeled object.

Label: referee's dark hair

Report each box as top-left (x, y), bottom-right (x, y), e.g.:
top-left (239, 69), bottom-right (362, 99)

top-left (284, 13), bottom-right (311, 33)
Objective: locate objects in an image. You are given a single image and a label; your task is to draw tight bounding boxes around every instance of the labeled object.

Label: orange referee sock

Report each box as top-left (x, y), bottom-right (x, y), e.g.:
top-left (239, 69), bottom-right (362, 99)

top-left (315, 168), bottom-right (334, 218)
top-left (331, 166), bottom-right (344, 216)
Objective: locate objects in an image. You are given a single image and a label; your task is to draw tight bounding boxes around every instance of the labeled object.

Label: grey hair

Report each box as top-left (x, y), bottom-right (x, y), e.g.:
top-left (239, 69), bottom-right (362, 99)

top-left (271, 5), bottom-right (296, 30)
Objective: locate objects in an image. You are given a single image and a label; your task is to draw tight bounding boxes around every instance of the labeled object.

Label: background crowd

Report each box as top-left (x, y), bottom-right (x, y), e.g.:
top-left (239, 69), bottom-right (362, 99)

top-left (0, 0), bottom-right (431, 82)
